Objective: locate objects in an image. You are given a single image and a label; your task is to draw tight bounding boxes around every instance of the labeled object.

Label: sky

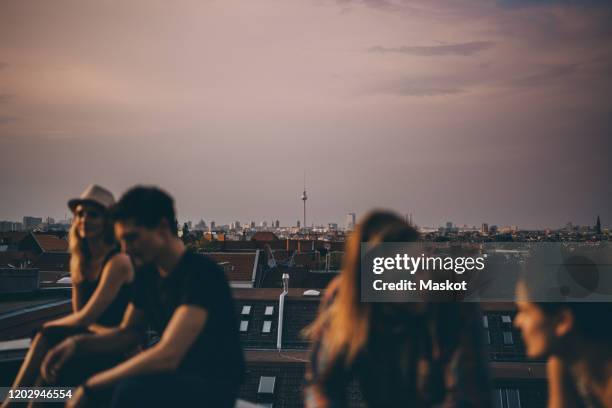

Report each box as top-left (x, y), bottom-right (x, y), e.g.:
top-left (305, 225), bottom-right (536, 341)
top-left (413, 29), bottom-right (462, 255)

top-left (0, 0), bottom-right (610, 228)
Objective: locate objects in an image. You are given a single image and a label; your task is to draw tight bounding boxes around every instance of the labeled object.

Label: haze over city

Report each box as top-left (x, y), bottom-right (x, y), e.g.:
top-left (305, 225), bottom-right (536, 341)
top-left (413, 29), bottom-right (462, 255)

top-left (1, 0), bottom-right (610, 228)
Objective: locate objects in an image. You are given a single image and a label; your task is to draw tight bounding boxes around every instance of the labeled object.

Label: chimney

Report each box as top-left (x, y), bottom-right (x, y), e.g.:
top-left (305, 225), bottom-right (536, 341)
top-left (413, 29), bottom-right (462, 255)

top-left (277, 273), bottom-right (290, 350)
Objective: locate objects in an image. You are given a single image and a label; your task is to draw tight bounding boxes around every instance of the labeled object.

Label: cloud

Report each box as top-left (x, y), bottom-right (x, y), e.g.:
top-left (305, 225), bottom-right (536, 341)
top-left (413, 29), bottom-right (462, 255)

top-left (496, 0), bottom-right (611, 9)
top-left (337, 0), bottom-right (398, 11)
top-left (510, 64), bottom-right (579, 87)
top-left (368, 41), bottom-right (495, 56)
top-left (0, 116), bottom-right (18, 124)
top-left (371, 79), bottom-right (466, 96)
top-left (0, 94), bottom-right (14, 103)
top-left (396, 85), bottom-right (465, 96)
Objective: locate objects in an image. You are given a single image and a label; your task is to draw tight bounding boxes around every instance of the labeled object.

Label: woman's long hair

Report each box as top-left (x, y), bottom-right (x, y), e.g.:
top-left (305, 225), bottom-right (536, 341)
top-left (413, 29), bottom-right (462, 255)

top-left (305, 210), bottom-right (419, 366)
top-left (69, 207), bottom-right (115, 284)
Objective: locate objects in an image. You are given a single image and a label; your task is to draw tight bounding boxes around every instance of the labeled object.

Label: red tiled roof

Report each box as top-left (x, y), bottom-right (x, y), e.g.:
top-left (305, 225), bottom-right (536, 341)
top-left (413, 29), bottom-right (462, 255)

top-left (251, 231), bottom-right (279, 242)
top-left (206, 252), bottom-right (258, 282)
top-left (244, 349), bottom-right (309, 363)
top-left (233, 287), bottom-right (323, 301)
top-left (33, 234), bottom-right (68, 252)
top-left (32, 252), bottom-right (70, 272)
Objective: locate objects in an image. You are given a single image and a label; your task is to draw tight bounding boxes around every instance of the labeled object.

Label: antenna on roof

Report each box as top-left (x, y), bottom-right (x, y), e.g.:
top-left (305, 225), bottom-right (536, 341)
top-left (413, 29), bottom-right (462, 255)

top-left (301, 171), bottom-right (307, 230)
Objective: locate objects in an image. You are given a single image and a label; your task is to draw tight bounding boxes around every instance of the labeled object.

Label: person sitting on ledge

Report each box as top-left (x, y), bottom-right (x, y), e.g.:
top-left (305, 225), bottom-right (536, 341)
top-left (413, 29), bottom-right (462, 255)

top-left (2, 185), bottom-right (134, 408)
top-left (39, 186), bottom-right (245, 408)
top-left (304, 210), bottom-right (492, 407)
top-left (514, 263), bottom-right (612, 408)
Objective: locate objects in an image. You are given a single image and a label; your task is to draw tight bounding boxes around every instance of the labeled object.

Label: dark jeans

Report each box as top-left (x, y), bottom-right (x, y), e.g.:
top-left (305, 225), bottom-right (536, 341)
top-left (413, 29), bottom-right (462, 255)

top-left (37, 325), bottom-right (124, 387)
top-left (110, 373), bottom-right (239, 408)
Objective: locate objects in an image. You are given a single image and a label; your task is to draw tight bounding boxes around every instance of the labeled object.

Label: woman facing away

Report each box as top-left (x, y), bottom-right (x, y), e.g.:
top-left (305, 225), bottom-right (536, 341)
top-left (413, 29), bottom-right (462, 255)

top-left (514, 263), bottom-right (612, 408)
top-left (304, 210), bottom-right (492, 408)
top-left (3, 185), bottom-right (134, 405)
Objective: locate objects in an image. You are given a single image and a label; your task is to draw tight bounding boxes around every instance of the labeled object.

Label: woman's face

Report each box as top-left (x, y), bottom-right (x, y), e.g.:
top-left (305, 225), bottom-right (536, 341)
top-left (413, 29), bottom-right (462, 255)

top-left (74, 203), bottom-right (106, 240)
top-left (514, 282), bottom-right (557, 358)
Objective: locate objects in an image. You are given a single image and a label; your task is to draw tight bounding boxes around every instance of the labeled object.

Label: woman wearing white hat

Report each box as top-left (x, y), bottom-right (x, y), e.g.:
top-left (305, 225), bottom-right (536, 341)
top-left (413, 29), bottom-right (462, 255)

top-left (3, 185), bottom-right (134, 398)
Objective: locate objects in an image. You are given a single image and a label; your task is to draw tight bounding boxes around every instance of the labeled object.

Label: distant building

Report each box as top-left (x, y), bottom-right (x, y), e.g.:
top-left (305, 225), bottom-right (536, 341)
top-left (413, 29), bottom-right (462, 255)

top-left (596, 215), bottom-right (602, 234)
top-left (23, 217), bottom-right (43, 230)
top-left (481, 223), bottom-right (489, 235)
top-left (346, 213), bottom-right (356, 231)
top-left (0, 221), bottom-right (22, 232)
top-left (275, 220), bottom-right (280, 228)
top-left (194, 219), bottom-right (207, 231)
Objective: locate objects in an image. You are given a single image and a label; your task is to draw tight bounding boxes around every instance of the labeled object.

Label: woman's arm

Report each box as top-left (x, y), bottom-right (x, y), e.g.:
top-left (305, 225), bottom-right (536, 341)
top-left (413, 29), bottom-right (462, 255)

top-left (72, 281), bottom-right (84, 313)
top-left (46, 254), bottom-right (134, 328)
top-left (547, 356), bottom-right (583, 408)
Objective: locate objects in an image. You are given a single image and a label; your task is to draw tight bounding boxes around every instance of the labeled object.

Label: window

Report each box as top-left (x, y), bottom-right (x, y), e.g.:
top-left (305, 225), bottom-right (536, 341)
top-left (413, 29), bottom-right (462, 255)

top-left (240, 320), bottom-right (249, 332)
top-left (262, 321), bottom-right (272, 333)
top-left (264, 306), bottom-right (274, 316)
top-left (241, 305), bottom-right (252, 315)
top-left (501, 315), bottom-right (512, 324)
top-left (503, 331), bottom-right (514, 345)
top-left (258, 376), bottom-right (276, 394)
top-left (482, 316), bottom-right (488, 328)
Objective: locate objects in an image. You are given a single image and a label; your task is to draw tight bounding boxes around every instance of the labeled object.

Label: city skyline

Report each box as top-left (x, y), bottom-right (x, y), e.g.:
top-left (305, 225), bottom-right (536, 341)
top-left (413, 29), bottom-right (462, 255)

top-left (1, 1), bottom-right (611, 229)
top-left (0, 209), bottom-right (606, 231)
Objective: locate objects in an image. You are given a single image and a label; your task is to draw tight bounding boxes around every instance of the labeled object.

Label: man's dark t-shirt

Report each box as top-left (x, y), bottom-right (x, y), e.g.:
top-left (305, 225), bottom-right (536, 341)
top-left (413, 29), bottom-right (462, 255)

top-left (130, 250), bottom-right (245, 386)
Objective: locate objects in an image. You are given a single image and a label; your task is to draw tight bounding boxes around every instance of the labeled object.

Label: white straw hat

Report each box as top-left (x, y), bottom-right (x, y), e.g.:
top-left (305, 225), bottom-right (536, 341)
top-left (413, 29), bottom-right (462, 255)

top-left (67, 184), bottom-right (115, 213)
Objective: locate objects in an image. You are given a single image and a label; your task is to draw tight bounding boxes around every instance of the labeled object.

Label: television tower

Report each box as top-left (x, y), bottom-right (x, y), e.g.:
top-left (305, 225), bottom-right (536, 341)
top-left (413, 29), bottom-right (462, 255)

top-left (301, 172), bottom-right (307, 229)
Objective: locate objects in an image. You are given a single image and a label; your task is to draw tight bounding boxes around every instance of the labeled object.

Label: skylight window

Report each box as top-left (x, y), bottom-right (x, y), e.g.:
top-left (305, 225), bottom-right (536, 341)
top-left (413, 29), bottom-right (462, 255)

top-left (262, 321), bottom-right (272, 333)
top-left (240, 320), bottom-right (249, 332)
top-left (258, 376), bottom-right (276, 394)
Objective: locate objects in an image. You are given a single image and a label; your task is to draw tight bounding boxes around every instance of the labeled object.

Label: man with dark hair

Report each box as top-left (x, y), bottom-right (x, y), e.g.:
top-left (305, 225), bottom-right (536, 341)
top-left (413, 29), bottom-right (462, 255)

top-left (41, 186), bottom-right (245, 407)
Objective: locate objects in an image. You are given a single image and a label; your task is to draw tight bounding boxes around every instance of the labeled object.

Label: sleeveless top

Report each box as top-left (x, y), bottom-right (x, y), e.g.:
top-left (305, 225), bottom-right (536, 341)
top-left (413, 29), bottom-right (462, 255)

top-left (74, 247), bottom-right (131, 327)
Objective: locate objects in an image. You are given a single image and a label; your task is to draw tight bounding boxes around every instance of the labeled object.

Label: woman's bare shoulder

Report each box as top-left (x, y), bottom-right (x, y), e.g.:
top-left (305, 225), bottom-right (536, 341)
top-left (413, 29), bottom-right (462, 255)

top-left (104, 252), bottom-right (135, 281)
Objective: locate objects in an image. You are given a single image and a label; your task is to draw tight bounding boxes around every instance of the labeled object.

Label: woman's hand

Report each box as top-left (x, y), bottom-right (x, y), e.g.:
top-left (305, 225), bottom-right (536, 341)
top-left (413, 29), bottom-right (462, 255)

top-left (66, 385), bottom-right (89, 408)
top-left (42, 314), bottom-right (81, 329)
top-left (40, 337), bottom-right (77, 383)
